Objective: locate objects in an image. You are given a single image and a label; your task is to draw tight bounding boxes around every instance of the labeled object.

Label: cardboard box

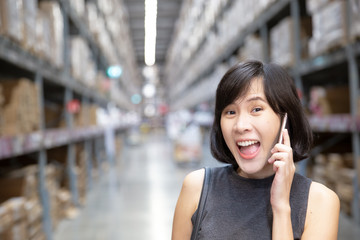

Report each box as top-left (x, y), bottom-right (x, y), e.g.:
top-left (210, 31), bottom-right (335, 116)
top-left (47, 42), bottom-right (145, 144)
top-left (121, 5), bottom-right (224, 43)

top-left (0, 203), bottom-right (12, 234)
top-left (308, 1), bottom-right (359, 56)
top-left (0, 166), bottom-right (38, 201)
top-left (270, 16), bottom-right (312, 67)
top-left (238, 34), bottom-right (264, 62)
top-left (312, 153), bottom-right (356, 216)
top-left (33, 10), bottom-right (51, 61)
top-left (309, 86), bottom-right (350, 115)
top-left (0, 0), bottom-right (24, 42)
top-left (21, 0), bottom-right (37, 51)
top-left (39, 2), bottom-right (64, 69)
top-left (0, 78), bottom-right (40, 136)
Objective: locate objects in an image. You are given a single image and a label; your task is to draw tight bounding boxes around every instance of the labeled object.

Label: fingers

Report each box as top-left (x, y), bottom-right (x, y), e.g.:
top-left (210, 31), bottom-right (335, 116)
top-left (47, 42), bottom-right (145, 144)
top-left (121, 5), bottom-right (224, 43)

top-left (272, 159), bottom-right (285, 172)
top-left (268, 152), bottom-right (289, 164)
top-left (282, 129), bottom-right (291, 147)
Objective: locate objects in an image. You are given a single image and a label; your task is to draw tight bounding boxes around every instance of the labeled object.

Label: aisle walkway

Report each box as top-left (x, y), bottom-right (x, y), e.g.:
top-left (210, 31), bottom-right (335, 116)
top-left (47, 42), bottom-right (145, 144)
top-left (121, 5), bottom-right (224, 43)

top-left (54, 131), bottom-right (360, 240)
top-left (54, 131), bottom-right (201, 240)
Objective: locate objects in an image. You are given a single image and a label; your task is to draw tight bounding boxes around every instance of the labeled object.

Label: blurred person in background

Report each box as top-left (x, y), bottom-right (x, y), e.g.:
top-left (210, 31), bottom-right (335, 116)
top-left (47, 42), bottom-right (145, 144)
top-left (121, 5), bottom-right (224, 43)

top-left (172, 61), bottom-right (339, 240)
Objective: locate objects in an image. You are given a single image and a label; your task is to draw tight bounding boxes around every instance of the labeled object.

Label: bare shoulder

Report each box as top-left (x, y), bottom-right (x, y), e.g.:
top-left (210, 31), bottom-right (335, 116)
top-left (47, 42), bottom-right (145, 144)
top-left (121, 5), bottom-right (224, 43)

top-left (183, 168), bottom-right (205, 192)
top-left (308, 181), bottom-right (340, 206)
top-left (302, 181), bottom-right (340, 240)
top-left (172, 169), bottom-right (205, 239)
top-left (181, 169), bottom-right (205, 206)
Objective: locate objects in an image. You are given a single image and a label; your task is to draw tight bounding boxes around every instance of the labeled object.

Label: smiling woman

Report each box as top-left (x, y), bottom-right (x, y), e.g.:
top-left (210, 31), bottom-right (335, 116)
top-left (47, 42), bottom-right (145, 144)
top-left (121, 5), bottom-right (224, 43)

top-left (172, 60), bottom-right (340, 240)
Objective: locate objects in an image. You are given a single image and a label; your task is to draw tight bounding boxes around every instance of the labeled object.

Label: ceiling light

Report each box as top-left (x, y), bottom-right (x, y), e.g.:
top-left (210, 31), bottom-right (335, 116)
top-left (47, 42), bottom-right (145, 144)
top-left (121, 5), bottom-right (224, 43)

top-left (144, 0), bottom-right (157, 66)
top-left (142, 83), bottom-right (156, 98)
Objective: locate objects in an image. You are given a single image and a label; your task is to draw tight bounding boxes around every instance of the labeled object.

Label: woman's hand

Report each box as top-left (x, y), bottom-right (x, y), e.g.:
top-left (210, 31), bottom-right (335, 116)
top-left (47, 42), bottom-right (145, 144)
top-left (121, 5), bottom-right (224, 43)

top-left (268, 128), bottom-right (295, 211)
top-left (268, 129), bottom-right (295, 240)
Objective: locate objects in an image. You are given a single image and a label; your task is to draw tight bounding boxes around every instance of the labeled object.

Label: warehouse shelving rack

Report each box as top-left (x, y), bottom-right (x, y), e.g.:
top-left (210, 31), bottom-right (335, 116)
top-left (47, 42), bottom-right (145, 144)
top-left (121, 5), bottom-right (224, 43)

top-left (0, 1), bottom-right (136, 239)
top-left (167, 0), bottom-right (360, 223)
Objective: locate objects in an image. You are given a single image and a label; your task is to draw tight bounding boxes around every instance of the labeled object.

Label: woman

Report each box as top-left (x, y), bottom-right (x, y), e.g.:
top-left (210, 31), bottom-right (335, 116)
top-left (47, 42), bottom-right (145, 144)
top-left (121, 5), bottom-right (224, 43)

top-left (172, 61), bottom-right (339, 239)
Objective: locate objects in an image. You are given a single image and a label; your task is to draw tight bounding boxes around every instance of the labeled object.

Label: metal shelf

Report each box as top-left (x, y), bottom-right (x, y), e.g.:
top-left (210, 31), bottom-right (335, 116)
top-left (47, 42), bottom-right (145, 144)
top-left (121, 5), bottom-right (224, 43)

top-left (59, 0), bottom-right (108, 70)
top-left (0, 124), bottom-right (129, 160)
top-left (297, 41), bottom-right (360, 76)
top-left (0, 35), bottom-right (111, 105)
top-left (308, 114), bottom-right (360, 133)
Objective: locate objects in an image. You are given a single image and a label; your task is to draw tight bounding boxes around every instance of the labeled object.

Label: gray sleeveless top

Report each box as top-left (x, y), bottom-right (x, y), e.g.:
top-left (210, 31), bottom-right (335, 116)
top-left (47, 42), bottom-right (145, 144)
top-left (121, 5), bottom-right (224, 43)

top-left (191, 165), bottom-right (312, 240)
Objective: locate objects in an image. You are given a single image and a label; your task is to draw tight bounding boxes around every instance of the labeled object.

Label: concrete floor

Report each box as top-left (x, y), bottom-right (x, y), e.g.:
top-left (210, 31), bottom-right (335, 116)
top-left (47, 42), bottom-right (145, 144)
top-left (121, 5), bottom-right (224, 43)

top-left (54, 131), bottom-right (360, 240)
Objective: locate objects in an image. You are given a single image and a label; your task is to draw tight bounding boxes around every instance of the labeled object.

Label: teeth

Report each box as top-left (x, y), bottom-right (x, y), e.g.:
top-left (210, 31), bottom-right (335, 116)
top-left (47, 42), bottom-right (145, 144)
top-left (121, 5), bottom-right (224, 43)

top-left (237, 140), bottom-right (258, 147)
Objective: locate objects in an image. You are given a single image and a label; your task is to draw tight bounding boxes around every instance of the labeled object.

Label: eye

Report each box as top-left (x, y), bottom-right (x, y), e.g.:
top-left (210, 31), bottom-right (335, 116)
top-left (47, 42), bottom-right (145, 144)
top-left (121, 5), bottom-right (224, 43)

top-left (225, 110), bottom-right (236, 115)
top-left (252, 107), bottom-right (262, 113)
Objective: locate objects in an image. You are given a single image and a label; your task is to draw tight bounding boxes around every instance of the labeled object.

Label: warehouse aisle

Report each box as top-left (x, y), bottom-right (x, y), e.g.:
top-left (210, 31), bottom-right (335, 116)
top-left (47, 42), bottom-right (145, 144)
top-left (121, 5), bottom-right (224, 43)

top-left (53, 131), bottom-right (199, 240)
top-left (53, 130), bottom-right (360, 240)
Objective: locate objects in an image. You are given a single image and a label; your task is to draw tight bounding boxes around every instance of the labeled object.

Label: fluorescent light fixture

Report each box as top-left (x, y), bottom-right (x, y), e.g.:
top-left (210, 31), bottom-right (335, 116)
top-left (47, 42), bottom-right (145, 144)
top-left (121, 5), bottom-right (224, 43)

top-left (144, 0), bottom-right (157, 66)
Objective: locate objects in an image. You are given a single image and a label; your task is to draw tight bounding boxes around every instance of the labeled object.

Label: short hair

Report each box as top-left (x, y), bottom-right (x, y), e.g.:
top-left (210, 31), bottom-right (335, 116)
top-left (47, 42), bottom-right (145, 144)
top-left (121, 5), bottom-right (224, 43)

top-left (210, 60), bottom-right (313, 167)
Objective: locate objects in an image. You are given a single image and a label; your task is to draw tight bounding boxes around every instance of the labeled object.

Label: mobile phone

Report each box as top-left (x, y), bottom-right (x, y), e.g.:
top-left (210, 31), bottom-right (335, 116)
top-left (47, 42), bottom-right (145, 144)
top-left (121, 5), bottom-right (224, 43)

top-left (278, 113), bottom-right (288, 144)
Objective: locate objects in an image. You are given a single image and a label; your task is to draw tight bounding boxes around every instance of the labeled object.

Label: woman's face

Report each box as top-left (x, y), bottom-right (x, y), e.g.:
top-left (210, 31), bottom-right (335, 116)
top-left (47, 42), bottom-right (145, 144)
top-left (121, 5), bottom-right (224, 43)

top-left (220, 77), bottom-right (281, 179)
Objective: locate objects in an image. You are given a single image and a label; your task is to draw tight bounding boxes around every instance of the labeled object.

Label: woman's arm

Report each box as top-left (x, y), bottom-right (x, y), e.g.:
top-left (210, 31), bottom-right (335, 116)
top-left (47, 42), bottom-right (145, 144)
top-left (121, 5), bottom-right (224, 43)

top-left (301, 182), bottom-right (340, 240)
top-left (268, 129), bottom-right (295, 239)
top-left (172, 169), bottom-right (205, 240)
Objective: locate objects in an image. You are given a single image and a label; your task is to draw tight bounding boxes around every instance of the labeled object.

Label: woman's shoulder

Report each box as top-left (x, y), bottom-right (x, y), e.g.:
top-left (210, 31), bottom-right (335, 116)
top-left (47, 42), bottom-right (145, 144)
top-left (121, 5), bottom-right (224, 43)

top-left (302, 181), bottom-right (340, 239)
top-left (309, 181), bottom-right (339, 204)
top-left (183, 168), bottom-right (205, 192)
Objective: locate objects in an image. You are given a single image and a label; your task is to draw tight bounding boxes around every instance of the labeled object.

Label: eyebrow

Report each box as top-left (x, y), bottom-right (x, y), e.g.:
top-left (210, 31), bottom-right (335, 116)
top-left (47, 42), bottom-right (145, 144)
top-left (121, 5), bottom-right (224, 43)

top-left (245, 96), bottom-right (267, 103)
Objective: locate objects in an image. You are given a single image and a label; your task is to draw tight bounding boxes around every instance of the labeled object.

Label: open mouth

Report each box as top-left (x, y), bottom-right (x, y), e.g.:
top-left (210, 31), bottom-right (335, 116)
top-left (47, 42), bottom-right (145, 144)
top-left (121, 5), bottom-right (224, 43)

top-left (237, 140), bottom-right (260, 159)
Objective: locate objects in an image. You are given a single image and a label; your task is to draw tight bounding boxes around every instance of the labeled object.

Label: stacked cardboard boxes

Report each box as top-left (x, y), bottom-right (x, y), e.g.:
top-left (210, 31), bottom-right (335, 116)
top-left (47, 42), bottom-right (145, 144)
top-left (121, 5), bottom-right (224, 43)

top-left (47, 145), bottom-right (89, 208)
top-left (307, 0), bottom-right (360, 57)
top-left (0, 78), bottom-right (40, 137)
top-left (76, 144), bottom-right (88, 205)
top-left (309, 86), bottom-right (350, 116)
top-left (0, 0), bottom-right (64, 68)
top-left (73, 104), bottom-right (98, 127)
top-left (0, 165), bottom-right (45, 240)
top-left (0, 198), bottom-right (28, 240)
top-left (22, 0), bottom-right (37, 52)
top-left (0, 0), bottom-right (24, 43)
top-left (70, 36), bottom-right (97, 88)
top-left (311, 153), bottom-right (356, 216)
top-left (24, 199), bottom-right (44, 240)
top-left (39, 1), bottom-right (64, 69)
top-left (238, 34), bottom-right (264, 62)
top-left (270, 16), bottom-right (312, 67)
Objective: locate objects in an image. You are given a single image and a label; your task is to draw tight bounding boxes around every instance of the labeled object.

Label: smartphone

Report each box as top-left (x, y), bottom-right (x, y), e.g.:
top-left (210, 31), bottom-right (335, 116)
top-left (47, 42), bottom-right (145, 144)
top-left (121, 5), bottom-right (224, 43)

top-left (278, 113), bottom-right (288, 144)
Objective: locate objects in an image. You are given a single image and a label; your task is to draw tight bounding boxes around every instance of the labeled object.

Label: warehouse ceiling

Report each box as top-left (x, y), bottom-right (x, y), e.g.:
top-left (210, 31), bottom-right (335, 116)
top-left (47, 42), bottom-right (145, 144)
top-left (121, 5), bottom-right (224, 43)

top-left (123, 0), bottom-right (183, 82)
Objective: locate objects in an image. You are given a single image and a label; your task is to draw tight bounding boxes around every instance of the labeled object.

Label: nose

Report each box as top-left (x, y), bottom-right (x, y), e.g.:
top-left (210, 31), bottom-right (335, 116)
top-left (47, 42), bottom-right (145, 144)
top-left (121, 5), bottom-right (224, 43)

top-left (234, 114), bottom-right (252, 133)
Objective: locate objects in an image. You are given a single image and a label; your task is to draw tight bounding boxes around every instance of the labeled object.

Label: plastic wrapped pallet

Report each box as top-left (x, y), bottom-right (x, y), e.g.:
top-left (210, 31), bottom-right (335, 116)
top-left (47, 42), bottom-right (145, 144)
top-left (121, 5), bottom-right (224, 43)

top-left (85, 2), bottom-right (100, 35)
top-left (311, 153), bottom-right (356, 216)
top-left (238, 34), bottom-right (264, 62)
top-left (45, 165), bottom-right (61, 230)
top-left (0, 78), bottom-right (40, 137)
top-left (69, 0), bottom-right (85, 18)
top-left (24, 200), bottom-right (45, 240)
top-left (21, 0), bottom-right (37, 51)
top-left (34, 10), bottom-right (52, 61)
top-left (0, 203), bottom-right (12, 236)
top-left (0, 0), bottom-right (24, 43)
top-left (306, 0), bottom-right (336, 14)
top-left (39, 1), bottom-right (64, 69)
top-left (307, 0), bottom-right (360, 56)
top-left (70, 36), bottom-right (96, 87)
top-left (0, 197), bottom-right (28, 240)
top-left (270, 16), bottom-right (312, 67)
top-left (350, 0), bottom-right (360, 40)
top-left (75, 144), bottom-right (88, 205)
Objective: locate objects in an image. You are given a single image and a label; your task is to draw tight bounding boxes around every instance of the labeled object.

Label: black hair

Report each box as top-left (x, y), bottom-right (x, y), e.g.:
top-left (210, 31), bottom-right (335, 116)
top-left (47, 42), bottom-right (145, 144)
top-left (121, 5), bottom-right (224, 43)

top-left (210, 60), bottom-right (313, 167)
